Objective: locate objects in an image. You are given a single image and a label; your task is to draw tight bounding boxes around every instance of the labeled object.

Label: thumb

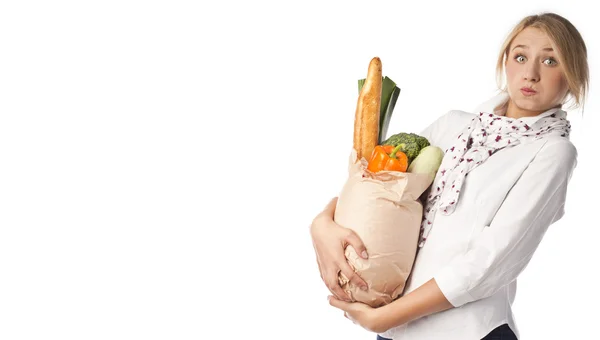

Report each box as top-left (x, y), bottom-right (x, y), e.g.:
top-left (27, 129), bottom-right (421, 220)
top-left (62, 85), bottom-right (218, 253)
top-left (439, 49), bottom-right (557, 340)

top-left (322, 197), bottom-right (339, 216)
top-left (328, 295), bottom-right (350, 311)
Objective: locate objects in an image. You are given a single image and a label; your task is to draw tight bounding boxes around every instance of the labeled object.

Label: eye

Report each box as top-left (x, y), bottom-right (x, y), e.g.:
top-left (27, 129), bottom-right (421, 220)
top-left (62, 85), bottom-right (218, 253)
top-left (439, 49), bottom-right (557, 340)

top-left (514, 54), bottom-right (526, 63)
top-left (543, 57), bottom-right (558, 66)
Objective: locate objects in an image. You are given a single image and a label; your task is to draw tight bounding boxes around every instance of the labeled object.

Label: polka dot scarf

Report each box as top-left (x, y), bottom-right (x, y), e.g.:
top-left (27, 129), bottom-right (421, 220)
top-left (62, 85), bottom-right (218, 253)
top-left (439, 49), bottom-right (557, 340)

top-left (418, 108), bottom-right (571, 248)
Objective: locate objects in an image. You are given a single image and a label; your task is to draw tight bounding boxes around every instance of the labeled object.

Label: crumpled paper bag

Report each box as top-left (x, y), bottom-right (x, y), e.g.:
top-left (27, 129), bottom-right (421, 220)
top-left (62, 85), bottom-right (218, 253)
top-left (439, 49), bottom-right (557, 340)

top-left (333, 149), bottom-right (434, 308)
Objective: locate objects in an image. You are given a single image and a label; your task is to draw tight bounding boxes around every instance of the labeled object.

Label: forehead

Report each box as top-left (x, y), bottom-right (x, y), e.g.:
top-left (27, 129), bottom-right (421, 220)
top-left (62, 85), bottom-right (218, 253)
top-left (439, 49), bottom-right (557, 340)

top-left (511, 27), bottom-right (555, 50)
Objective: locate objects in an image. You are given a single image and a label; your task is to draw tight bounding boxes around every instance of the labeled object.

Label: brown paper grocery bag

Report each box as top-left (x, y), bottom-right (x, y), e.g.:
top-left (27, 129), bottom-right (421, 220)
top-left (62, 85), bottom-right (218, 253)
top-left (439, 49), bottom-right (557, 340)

top-left (333, 149), bottom-right (434, 308)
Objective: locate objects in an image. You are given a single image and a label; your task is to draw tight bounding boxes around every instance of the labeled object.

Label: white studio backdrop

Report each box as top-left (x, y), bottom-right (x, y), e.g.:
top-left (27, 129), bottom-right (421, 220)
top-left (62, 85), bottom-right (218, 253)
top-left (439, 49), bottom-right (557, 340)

top-left (0, 1), bottom-right (597, 339)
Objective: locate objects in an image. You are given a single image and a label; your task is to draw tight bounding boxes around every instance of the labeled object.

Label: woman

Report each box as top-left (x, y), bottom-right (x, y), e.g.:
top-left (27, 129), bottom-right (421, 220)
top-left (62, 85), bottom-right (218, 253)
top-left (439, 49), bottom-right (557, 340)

top-left (310, 12), bottom-right (589, 340)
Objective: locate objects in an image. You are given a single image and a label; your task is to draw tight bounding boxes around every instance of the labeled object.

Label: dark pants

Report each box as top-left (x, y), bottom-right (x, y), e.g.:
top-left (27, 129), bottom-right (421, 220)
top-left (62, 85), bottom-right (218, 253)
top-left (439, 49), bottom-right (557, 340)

top-left (376, 323), bottom-right (517, 340)
top-left (481, 324), bottom-right (517, 340)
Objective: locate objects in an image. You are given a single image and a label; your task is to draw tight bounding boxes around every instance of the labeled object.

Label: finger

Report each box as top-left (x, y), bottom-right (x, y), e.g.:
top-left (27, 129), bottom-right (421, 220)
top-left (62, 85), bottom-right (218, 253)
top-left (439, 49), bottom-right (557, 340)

top-left (345, 312), bottom-right (358, 325)
top-left (325, 270), bottom-right (351, 302)
top-left (322, 197), bottom-right (338, 216)
top-left (344, 312), bottom-right (358, 324)
top-left (338, 260), bottom-right (368, 291)
top-left (345, 230), bottom-right (369, 259)
top-left (327, 280), bottom-right (351, 302)
top-left (328, 295), bottom-right (351, 312)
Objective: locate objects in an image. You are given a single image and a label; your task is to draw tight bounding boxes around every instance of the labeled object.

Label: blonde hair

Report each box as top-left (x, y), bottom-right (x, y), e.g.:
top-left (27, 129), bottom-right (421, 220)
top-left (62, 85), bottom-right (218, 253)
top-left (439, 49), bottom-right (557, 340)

top-left (495, 12), bottom-right (589, 112)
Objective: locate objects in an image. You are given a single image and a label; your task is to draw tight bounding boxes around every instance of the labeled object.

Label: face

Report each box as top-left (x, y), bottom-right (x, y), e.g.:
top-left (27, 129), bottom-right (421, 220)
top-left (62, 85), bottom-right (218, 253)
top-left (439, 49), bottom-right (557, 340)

top-left (505, 27), bottom-right (569, 114)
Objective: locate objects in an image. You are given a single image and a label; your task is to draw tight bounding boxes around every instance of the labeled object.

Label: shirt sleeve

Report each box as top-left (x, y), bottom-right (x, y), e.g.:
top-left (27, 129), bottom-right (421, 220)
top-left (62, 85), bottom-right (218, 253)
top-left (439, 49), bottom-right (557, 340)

top-left (433, 139), bottom-right (578, 307)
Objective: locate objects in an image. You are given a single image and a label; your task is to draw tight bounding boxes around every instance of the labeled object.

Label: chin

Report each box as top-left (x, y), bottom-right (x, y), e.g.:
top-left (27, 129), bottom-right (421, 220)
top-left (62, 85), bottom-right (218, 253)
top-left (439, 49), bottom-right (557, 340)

top-left (511, 94), bottom-right (545, 112)
top-left (514, 100), bottom-right (540, 111)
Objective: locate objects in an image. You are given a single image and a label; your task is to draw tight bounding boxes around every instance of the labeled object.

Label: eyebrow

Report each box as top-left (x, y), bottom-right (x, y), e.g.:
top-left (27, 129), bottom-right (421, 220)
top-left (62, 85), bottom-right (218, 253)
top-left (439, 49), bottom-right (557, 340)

top-left (512, 44), bottom-right (554, 52)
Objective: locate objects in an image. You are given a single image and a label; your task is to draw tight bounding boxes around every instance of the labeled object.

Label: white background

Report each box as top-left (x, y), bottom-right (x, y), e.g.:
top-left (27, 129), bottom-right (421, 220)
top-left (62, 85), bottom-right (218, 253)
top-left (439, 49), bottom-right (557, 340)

top-left (1, 1), bottom-right (598, 339)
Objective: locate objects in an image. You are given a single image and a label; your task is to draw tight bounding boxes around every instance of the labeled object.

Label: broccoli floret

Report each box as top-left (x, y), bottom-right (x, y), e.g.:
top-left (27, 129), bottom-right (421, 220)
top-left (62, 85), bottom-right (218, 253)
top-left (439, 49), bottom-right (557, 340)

top-left (382, 132), bottom-right (431, 164)
top-left (411, 133), bottom-right (430, 150)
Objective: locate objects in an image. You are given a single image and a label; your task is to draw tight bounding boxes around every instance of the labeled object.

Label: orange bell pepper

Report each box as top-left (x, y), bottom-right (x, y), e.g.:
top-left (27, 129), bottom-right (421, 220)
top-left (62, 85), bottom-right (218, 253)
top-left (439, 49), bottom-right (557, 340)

top-left (367, 144), bottom-right (408, 173)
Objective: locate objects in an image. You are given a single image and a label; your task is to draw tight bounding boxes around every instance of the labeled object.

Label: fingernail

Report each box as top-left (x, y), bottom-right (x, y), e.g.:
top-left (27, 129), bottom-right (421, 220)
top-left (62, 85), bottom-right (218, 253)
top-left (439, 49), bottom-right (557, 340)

top-left (361, 285), bottom-right (368, 291)
top-left (362, 251), bottom-right (368, 259)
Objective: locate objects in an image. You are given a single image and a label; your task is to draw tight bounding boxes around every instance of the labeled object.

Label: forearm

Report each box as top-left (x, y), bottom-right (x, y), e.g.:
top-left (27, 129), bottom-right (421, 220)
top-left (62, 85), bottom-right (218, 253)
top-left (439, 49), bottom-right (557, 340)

top-left (374, 278), bottom-right (454, 332)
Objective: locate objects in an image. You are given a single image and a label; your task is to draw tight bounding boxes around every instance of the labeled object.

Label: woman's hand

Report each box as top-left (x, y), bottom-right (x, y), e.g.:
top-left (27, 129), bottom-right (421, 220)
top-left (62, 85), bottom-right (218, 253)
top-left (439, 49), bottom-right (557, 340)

top-left (327, 296), bottom-right (386, 333)
top-left (310, 197), bottom-right (369, 302)
top-left (330, 279), bottom-right (455, 334)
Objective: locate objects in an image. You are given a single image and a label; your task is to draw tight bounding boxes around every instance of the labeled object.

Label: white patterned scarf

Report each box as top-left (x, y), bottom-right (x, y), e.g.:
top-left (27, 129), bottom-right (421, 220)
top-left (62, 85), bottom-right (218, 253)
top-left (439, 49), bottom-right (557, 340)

top-left (418, 107), bottom-right (571, 248)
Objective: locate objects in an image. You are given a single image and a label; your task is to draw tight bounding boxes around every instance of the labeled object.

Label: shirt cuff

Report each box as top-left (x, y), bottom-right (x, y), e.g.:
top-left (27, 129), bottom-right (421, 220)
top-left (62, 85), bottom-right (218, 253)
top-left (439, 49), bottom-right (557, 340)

top-left (433, 265), bottom-right (475, 307)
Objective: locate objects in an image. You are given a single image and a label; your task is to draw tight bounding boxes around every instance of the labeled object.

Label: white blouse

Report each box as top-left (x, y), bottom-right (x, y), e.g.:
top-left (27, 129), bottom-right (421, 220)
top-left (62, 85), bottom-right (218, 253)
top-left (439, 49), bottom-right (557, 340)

top-left (379, 103), bottom-right (578, 339)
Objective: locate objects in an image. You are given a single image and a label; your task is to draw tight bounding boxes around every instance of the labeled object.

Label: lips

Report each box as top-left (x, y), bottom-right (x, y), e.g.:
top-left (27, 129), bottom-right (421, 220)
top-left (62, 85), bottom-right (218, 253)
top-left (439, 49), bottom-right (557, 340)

top-left (520, 87), bottom-right (537, 96)
top-left (520, 87), bottom-right (537, 93)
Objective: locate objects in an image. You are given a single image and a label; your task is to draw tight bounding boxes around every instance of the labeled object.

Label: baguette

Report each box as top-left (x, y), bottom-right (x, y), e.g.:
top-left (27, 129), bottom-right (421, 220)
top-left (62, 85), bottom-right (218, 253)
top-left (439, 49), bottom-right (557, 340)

top-left (354, 57), bottom-right (382, 161)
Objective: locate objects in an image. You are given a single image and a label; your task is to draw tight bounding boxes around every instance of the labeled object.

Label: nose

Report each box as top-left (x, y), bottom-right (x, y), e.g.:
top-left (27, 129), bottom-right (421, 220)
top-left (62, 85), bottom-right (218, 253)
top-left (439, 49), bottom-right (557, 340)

top-left (523, 63), bottom-right (540, 82)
